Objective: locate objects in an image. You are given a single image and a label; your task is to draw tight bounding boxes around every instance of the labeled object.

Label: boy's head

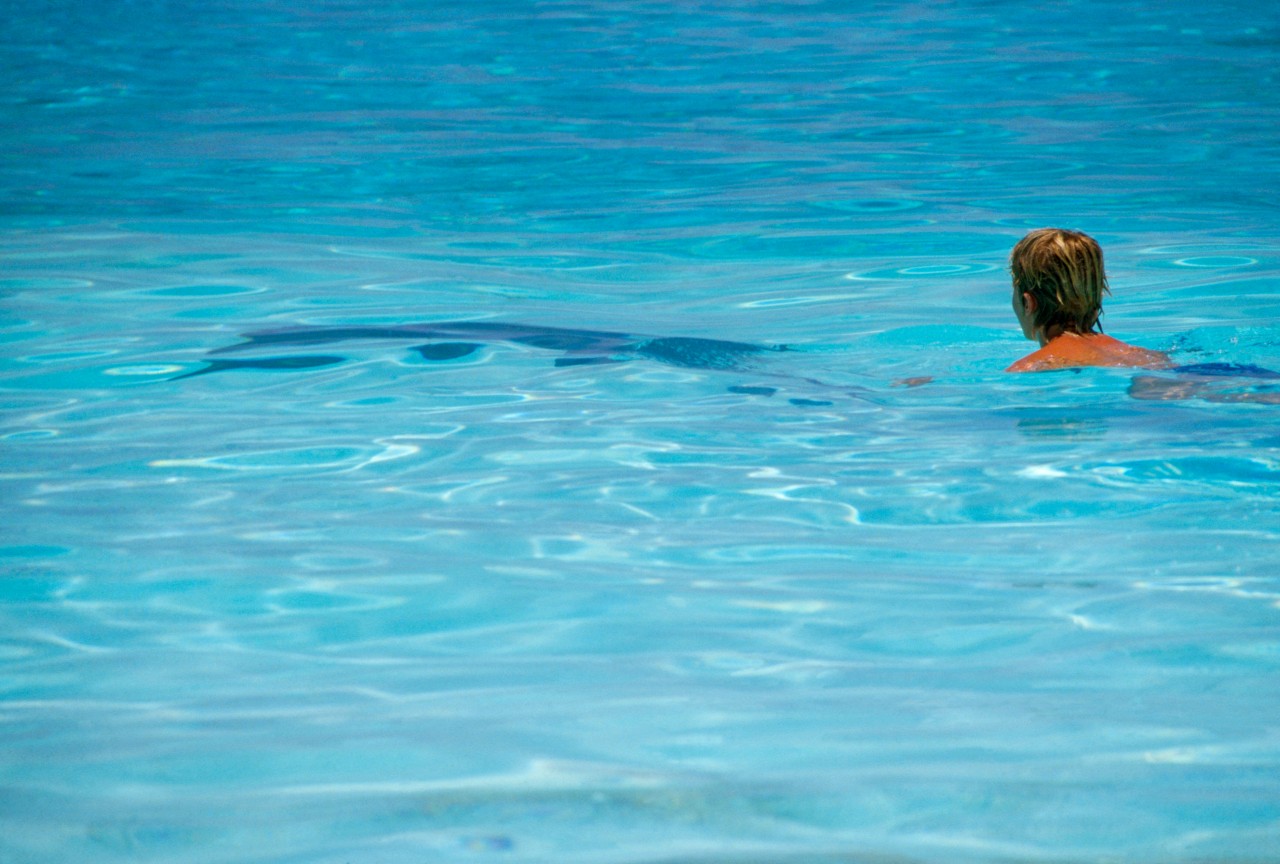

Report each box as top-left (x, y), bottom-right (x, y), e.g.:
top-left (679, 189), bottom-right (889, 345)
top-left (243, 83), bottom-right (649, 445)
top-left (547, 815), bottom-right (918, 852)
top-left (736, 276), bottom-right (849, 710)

top-left (1010, 228), bottom-right (1109, 339)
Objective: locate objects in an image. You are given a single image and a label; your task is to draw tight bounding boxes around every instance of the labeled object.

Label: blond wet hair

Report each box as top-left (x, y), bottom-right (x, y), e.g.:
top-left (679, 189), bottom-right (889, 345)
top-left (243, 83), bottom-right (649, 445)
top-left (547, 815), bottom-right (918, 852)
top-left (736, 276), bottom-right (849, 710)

top-left (1010, 228), bottom-right (1110, 338)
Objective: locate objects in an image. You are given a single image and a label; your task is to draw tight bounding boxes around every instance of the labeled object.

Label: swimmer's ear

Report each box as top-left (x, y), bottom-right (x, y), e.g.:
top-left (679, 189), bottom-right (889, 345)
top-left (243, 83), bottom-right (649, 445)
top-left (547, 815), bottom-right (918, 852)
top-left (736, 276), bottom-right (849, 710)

top-left (1021, 292), bottom-right (1037, 314)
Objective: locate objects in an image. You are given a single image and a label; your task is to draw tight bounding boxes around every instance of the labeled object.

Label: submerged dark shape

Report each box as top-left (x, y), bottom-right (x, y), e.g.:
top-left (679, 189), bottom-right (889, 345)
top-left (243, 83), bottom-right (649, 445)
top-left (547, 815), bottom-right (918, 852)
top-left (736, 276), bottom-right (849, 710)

top-left (1171, 362), bottom-right (1280, 379)
top-left (175, 321), bottom-right (863, 404)
top-left (1130, 362), bottom-right (1280, 404)
top-left (554, 356), bottom-right (624, 368)
top-left (209, 322), bottom-right (637, 356)
top-left (633, 336), bottom-right (782, 370)
top-left (415, 342), bottom-right (479, 361)
top-left (209, 321), bottom-right (788, 372)
top-left (169, 355), bottom-right (345, 381)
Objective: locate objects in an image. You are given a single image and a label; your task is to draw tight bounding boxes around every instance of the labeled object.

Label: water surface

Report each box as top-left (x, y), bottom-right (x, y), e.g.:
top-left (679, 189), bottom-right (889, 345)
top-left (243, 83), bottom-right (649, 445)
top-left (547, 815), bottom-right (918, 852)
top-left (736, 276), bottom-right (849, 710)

top-left (3, 1), bottom-right (1280, 862)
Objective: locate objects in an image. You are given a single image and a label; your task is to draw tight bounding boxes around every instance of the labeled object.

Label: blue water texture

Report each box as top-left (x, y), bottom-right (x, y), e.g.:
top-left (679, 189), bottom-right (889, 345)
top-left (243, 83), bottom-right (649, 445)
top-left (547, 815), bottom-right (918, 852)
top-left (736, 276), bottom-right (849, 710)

top-left (3, 0), bottom-right (1280, 862)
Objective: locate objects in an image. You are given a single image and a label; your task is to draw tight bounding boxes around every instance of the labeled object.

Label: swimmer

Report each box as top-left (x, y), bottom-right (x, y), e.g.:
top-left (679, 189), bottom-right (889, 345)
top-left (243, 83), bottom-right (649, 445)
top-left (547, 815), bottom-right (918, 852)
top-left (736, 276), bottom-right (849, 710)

top-left (1006, 228), bottom-right (1170, 373)
top-left (1003, 229), bottom-right (1278, 403)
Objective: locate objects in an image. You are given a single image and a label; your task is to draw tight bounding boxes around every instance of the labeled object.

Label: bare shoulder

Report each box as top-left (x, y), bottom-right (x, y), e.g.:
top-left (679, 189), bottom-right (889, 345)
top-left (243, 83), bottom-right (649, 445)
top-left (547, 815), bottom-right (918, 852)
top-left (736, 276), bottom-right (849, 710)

top-left (1007, 334), bottom-right (1170, 373)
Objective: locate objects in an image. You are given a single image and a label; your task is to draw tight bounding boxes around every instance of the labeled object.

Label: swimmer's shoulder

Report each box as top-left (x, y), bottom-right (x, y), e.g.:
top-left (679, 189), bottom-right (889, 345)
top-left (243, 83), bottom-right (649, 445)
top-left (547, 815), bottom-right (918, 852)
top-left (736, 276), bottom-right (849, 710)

top-left (1007, 334), bottom-right (1171, 373)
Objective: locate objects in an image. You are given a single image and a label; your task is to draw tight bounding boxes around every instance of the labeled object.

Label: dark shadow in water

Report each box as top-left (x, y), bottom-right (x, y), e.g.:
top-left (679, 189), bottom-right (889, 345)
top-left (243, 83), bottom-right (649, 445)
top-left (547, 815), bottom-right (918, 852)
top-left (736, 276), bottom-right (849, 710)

top-left (1130, 362), bottom-right (1280, 404)
top-left (205, 321), bottom-right (788, 371)
top-left (415, 342), bottom-right (479, 361)
top-left (174, 322), bottom-right (815, 393)
top-left (167, 355), bottom-right (346, 381)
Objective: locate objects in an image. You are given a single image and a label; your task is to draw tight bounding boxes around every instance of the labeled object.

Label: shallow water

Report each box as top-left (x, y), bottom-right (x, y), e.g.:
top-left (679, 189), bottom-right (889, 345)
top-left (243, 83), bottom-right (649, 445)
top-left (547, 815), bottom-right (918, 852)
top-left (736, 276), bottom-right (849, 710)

top-left (3, 1), bottom-right (1280, 862)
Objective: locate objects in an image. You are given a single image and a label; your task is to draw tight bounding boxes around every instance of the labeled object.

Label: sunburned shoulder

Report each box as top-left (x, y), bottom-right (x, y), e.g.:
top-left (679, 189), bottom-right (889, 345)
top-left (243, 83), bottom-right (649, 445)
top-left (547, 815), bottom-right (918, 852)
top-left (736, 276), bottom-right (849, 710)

top-left (1006, 333), bottom-right (1171, 373)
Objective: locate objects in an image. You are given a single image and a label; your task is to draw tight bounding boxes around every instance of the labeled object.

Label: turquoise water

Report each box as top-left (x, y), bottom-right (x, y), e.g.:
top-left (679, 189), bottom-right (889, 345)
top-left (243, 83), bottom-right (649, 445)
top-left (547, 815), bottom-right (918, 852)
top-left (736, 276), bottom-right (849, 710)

top-left (3, 1), bottom-right (1280, 862)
